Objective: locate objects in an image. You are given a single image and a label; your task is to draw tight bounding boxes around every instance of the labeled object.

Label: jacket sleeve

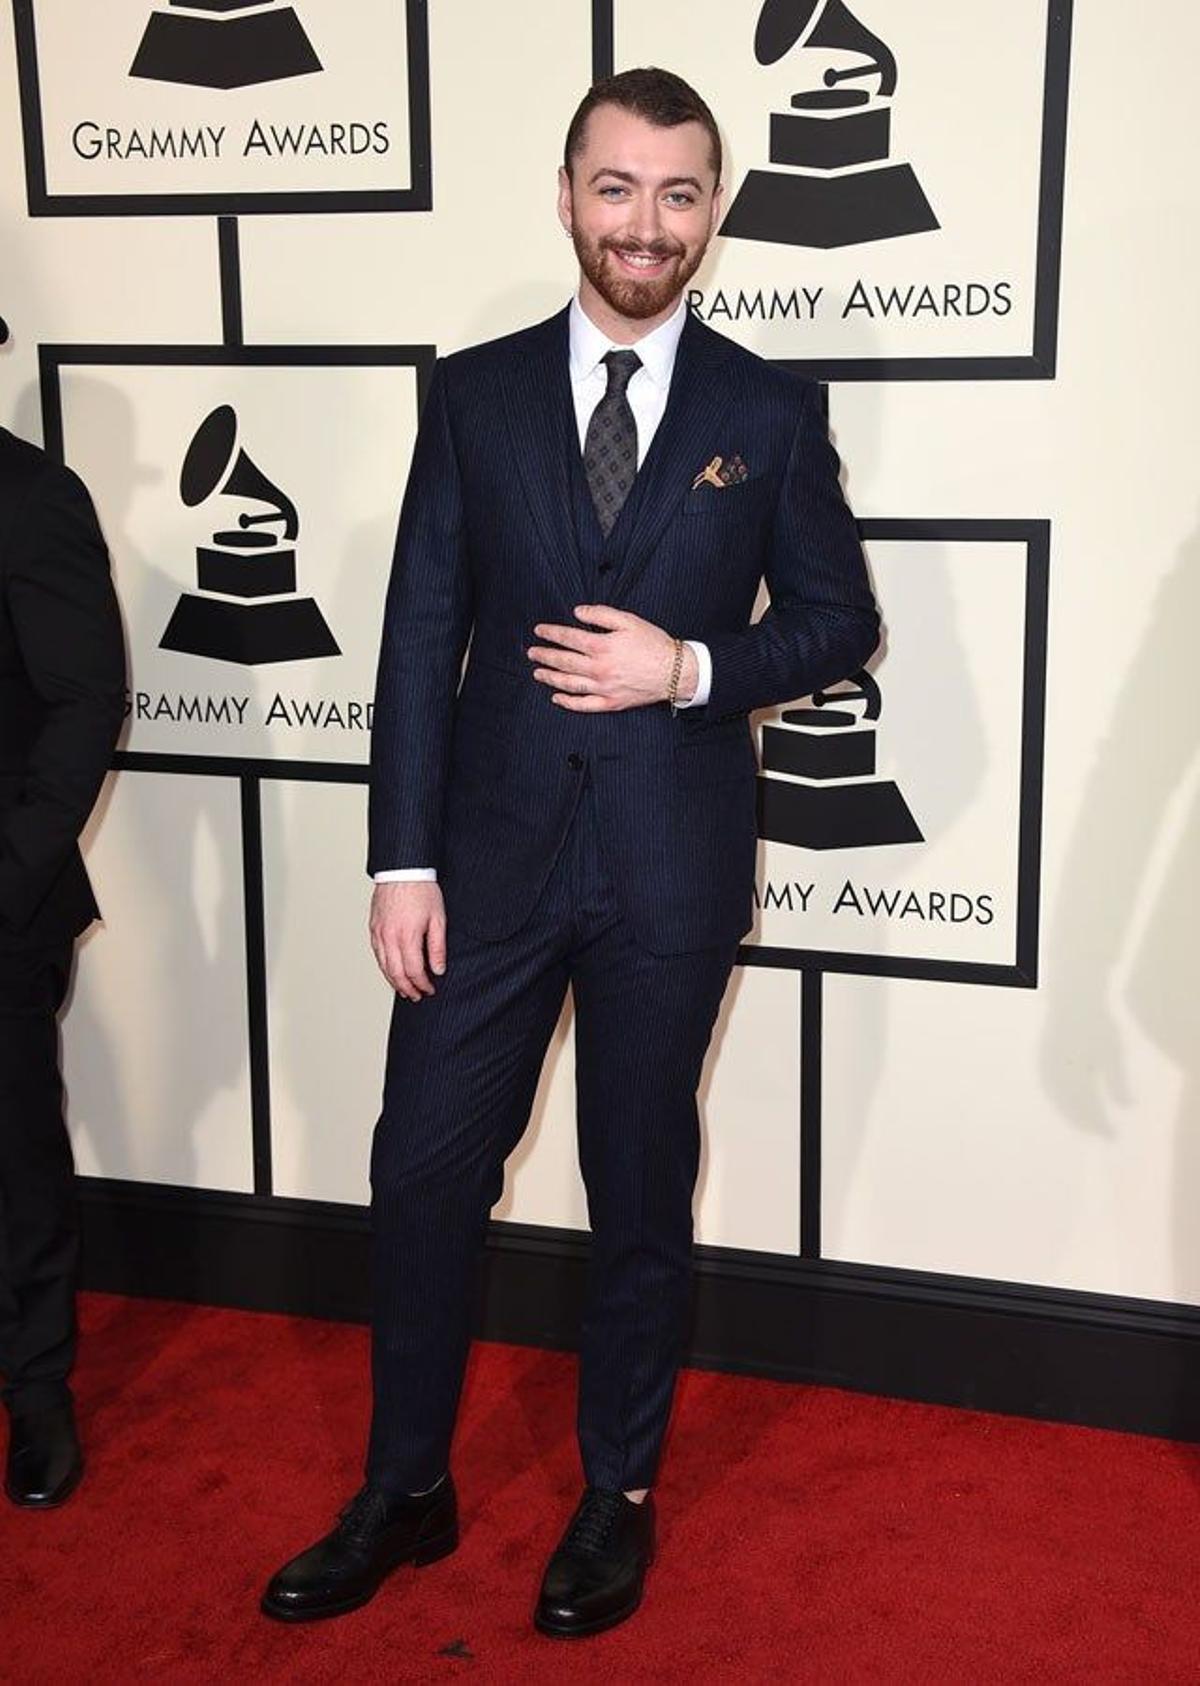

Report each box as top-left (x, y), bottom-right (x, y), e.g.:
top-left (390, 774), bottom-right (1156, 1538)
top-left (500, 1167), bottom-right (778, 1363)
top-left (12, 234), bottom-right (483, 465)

top-left (367, 359), bottom-right (474, 875)
top-left (704, 381), bottom-right (880, 718)
top-left (0, 460), bottom-right (126, 930)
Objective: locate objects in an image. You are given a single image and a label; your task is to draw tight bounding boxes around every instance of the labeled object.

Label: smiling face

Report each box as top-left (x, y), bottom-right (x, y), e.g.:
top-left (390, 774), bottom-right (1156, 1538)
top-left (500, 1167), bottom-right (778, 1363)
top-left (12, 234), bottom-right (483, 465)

top-left (558, 103), bottom-right (723, 340)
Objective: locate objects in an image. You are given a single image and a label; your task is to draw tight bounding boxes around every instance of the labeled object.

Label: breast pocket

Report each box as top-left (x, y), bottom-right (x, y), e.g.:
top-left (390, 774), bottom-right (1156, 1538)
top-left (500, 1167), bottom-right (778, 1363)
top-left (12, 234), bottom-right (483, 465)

top-left (680, 474), bottom-right (774, 520)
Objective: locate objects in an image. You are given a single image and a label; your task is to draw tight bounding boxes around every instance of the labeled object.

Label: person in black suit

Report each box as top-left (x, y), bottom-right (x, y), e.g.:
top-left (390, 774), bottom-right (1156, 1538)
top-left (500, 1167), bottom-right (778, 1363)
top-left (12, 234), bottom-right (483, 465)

top-left (264, 70), bottom-right (878, 1634)
top-left (0, 328), bottom-right (126, 1507)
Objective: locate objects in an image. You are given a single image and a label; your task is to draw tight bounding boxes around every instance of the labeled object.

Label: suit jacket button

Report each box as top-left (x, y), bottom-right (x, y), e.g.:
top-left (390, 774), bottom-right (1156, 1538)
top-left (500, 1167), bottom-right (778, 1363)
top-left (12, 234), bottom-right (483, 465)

top-left (598, 562), bottom-right (613, 574)
top-left (567, 753), bottom-right (585, 771)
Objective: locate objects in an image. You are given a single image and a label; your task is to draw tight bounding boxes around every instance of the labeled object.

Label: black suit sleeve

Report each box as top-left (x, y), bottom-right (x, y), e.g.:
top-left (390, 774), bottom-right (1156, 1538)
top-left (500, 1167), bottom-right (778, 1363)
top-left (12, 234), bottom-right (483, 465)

top-left (0, 461), bottom-right (125, 930)
top-left (367, 360), bottom-right (474, 876)
top-left (704, 381), bottom-right (880, 718)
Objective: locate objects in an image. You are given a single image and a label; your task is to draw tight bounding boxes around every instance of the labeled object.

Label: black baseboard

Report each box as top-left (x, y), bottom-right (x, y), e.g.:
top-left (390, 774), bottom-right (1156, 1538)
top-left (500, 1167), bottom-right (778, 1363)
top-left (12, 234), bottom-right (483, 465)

top-left (78, 1178), bottom-right (1200, 1442)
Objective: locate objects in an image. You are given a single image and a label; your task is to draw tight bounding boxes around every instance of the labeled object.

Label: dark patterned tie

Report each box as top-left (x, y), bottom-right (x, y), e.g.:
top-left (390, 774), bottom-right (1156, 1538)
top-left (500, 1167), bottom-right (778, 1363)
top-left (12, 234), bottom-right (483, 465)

top-left (583, 349), bottom-right (642, 537)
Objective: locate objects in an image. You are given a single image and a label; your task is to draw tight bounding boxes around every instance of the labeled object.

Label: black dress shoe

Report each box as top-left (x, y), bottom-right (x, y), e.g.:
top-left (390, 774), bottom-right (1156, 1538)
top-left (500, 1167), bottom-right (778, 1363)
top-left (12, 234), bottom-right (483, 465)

top-left (4, 1401), bottom-right (83, 1508)
top-left (261, 1476), bottom-right (458, 1623)
top-left (535, 1487), bottom-right (655, 1639)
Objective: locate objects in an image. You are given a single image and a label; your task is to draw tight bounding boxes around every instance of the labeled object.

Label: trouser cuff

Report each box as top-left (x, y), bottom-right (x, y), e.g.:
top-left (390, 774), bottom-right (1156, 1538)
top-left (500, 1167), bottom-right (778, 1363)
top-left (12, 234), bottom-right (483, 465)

top-left (3, 1377), bottom-right (73, 1418)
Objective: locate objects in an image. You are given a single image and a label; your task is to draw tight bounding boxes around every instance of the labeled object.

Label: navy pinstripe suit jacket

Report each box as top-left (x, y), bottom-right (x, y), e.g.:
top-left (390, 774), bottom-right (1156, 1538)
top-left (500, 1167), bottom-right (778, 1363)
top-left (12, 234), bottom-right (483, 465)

top-left (369, 306), bottom-right (879, 955)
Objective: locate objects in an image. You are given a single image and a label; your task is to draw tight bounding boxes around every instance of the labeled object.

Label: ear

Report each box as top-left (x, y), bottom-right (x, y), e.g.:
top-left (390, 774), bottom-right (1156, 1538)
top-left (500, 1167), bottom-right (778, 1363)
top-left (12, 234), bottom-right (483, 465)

top-left (556, 165), bottom-right (574, 238)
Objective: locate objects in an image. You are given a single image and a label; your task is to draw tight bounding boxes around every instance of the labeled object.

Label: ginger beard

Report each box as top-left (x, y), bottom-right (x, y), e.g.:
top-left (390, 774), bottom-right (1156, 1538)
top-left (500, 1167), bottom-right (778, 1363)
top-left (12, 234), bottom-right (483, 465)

top-left (571, 222), bottom-right (709, 321)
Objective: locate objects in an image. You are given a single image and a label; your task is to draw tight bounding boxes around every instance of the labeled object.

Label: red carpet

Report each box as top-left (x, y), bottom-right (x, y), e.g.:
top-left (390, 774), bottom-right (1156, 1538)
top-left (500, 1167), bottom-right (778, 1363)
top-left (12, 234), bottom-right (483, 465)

top-left (2, 1294), bottom-right (1199, 1683)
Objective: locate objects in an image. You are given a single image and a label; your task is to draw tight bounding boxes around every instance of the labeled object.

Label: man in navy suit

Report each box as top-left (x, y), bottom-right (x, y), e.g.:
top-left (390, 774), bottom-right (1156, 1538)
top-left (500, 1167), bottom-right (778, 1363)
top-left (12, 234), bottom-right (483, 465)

top-left (264, 68), bottom-right (878, 1635)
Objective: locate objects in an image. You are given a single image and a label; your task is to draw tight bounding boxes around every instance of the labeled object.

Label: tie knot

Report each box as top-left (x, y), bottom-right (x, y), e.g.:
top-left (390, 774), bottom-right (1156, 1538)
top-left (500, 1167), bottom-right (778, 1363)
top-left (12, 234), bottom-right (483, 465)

top-left (602, 349), bottom-right (642, 396)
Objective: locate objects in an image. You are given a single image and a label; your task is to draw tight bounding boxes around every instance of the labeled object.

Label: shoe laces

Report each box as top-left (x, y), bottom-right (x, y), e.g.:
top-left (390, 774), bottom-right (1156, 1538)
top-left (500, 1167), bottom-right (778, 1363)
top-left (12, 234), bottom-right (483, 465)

top-left (565, 1488), bottom-right (626, 1556)
top-left (335, 1487), bottom-right (388, 1547)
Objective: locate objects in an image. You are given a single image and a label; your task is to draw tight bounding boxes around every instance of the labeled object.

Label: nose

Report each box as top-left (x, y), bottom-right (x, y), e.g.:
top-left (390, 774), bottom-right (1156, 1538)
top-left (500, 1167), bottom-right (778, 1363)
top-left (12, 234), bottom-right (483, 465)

top-left (628, 189), bottom-right (665, 248)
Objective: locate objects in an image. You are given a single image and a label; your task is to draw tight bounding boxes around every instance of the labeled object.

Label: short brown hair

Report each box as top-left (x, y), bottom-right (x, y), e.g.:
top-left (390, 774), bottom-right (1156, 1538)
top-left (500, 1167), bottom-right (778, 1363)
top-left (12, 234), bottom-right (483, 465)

top-left (564, 67), bottom-right (722, 184)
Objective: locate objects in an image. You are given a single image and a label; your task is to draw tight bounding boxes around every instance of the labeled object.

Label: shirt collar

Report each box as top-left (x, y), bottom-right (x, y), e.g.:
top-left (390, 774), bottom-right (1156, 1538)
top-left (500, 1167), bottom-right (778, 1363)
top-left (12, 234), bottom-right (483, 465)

top-left (568, 293), bottom-right (688, 392)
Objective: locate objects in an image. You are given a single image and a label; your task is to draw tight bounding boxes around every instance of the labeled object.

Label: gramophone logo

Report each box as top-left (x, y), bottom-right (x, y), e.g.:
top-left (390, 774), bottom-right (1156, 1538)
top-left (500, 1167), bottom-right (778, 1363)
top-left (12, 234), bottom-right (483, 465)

top-left (130, 0), bottom-right (323, 91)
top-left (722, 0), bottom-right (939, 249)
top-left (757, 670), bottom-right (923, 849)
top-left (159, 404), bottom-right (340, 667)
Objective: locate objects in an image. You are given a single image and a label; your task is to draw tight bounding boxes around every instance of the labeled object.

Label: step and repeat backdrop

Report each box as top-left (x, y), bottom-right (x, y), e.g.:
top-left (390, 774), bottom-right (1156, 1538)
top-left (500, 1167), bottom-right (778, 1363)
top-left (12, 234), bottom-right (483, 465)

top-left (2, 2), bottom-right (1197, 1307)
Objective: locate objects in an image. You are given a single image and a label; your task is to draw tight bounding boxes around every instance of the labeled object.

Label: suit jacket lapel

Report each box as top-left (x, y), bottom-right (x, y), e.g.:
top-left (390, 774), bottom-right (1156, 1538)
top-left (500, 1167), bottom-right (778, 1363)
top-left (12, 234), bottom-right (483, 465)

top-left (498, 307), bottom-right (587, 606)
top-left (610, 311), bottom-right (738, 609)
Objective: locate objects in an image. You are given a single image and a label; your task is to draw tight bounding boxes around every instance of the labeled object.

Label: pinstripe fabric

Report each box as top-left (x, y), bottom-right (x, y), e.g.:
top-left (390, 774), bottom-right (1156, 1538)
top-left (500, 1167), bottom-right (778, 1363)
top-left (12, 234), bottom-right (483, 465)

top-left (367, 781), bottom-right (736, 1495)
top-left (368, 306), bottom-right (879, 955)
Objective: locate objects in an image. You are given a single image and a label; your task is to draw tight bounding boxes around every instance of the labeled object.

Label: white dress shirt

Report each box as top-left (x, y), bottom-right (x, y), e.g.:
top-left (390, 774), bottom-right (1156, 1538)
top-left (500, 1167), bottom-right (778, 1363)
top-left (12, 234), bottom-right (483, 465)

top-left (377, 295), bottom-right (711, 883)
top-left (569, 294), bottom-right (686, 477)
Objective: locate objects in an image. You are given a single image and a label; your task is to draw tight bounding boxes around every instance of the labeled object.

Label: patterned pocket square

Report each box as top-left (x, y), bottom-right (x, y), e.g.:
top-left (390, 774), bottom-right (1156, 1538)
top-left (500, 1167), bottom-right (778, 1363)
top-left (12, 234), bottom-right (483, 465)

top-left (691, 454), bottom-right (750, 491)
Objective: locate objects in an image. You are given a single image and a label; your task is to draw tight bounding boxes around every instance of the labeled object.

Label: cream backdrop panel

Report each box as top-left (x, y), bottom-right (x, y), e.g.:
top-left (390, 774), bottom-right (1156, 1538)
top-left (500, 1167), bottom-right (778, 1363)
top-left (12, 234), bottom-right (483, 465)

top-left (64, 771), bottom-right (253, 1191)
top-left (30, 0), bottom-right (414, 199)
top-left (0, 6), bottom-right (220, 441)
top-left (235, 2), bottom-right (591, 349)
top-left (54, 359), bottom-right (419, 764)
top-left (748, 534), bottom-right (1029, 970)
top-left (263, 776), bottom-right (803, 1255)
top-left (613, 0), bottom-right (1049, 364)
top-left (821, 960), bottom-right (1196, 1303)
top-left (496, 963), bottom-right (803, 1256)
top-left (261, 780), bottom-right (387, 1204)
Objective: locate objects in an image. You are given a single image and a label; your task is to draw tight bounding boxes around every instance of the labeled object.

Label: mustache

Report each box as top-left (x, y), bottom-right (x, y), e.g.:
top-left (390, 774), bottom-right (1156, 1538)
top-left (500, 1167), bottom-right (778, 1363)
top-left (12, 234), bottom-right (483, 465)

top-left (602, 238), bottom-right (684, 260)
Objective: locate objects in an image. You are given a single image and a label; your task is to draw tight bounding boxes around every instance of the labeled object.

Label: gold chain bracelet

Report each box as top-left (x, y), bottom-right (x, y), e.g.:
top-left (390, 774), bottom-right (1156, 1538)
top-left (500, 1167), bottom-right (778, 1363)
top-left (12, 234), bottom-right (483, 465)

top-left (666, 637), bottom-right (685, 714)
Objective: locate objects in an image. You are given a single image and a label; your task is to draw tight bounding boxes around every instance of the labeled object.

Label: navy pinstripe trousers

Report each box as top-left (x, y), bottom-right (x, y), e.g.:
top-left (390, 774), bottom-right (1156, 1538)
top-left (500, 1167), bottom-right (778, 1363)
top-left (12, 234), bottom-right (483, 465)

top-left (366, 781), bottom-right (738, 1495)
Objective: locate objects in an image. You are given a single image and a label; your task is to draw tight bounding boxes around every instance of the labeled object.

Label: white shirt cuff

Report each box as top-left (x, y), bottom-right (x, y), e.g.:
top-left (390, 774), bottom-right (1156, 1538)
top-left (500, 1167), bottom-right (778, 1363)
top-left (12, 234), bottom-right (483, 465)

top-left (677, 640), bottom-right (712, 708)
top-left (374, 868), bottom-right (437, 882)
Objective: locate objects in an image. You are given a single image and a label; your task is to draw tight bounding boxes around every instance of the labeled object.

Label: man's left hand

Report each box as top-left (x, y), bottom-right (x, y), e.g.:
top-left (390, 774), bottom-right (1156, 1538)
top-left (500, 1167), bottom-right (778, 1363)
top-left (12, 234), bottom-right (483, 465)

top-left (528, 605), bottom-right (697, 712)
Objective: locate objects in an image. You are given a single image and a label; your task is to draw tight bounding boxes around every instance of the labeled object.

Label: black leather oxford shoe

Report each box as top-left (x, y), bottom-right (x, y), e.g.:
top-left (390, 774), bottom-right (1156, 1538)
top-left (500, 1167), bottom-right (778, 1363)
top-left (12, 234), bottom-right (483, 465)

top-left (4, 1400), bottom-right (83, 1508)
top-left (535, 1487), bottom-right (655, 1639)
top-left (260, 1476), bottom-right (458, 1622)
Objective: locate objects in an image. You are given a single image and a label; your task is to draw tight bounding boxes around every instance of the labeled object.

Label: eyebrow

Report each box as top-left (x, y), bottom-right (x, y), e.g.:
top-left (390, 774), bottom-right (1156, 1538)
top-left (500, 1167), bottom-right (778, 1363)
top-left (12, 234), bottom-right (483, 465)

top-left (587, 169), bottom-right (705, 192)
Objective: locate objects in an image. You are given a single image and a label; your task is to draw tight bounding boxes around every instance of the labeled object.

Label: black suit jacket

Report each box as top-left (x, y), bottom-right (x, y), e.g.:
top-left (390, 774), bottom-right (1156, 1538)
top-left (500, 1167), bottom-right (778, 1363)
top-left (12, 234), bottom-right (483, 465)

top-left (369, 308), bottom-right (879, 954)
top-left (0, 427), bottom-right (125, 951)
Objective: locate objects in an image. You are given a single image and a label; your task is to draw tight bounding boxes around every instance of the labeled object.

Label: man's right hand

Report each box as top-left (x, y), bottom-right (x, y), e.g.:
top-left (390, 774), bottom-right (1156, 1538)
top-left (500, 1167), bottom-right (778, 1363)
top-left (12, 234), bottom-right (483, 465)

top-left (369, 880), bottom-right (447, 1002)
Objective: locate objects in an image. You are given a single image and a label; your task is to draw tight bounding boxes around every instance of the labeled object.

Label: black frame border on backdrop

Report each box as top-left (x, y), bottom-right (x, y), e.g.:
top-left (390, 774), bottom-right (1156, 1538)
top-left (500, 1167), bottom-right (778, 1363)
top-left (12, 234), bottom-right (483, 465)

top-left (39, 341), bottom-right (438, 501)
top-left (592, 0), bottom-right (1074, 383)
top-left (746, 519), bottom-right (1050, 991)
top-left (11, 0), bottom-right (433, 218)
top-left (38, 342), bottom-right (436, 785)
